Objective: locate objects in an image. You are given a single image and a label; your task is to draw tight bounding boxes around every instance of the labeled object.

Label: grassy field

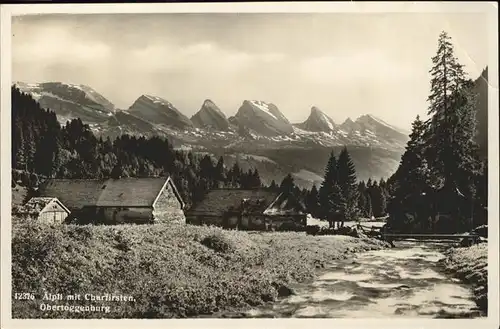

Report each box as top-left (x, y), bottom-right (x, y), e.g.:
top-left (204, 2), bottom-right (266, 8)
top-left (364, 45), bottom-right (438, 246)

top-left (441, 244), bottom-right (488, 313)
top-left (12, 222), bottom-right (389, 319)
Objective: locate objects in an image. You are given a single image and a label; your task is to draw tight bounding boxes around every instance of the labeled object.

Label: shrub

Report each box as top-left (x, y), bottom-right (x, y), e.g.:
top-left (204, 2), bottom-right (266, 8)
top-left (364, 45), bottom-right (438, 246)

top-left (200, 233), bottom-right (232, 253)
top-left (306, 225), bottom-right (320, 235)
top-left (11, 222), bottom-right (387, 318)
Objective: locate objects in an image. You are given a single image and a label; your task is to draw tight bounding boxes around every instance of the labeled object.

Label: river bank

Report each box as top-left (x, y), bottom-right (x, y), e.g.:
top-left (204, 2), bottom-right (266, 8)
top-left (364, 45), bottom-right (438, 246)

top-left (215, 240), bottom-right (484, 318)
top-left (440, 244), bottom-right (488, 313)
top-left (12, 222), bottom-right (390, 319)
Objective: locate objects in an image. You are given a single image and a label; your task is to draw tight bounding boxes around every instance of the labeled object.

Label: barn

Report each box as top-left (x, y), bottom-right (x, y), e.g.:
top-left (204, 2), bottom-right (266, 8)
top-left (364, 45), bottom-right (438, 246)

top-left (39, 177), bottom-right (185, 225)
top-left (15, 197), bottom-right (70, 224)
top-left (185, 189), bottom-right (307, 231)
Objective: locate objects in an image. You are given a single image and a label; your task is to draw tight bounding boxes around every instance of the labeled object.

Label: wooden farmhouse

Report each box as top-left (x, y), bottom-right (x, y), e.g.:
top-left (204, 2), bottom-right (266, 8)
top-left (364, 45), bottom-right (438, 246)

top-left (15, 197), bottom-right (70, 224)
top-left (39, 177), bottom-right (185, 225)
top-left (185, 189), bottom-right (307, 231)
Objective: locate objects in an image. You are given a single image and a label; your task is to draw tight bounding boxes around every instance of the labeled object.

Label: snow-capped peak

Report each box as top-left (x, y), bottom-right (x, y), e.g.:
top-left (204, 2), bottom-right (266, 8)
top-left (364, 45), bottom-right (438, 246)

top-left (310, 106), bottom-right (336, 131)
top-left (200, 99), bottom-right (226, 117)
top-left (142, 94), bottom-right (173, 107)
top-left (295, 106), bottom-right (336, 133)
top-left (248, 100), bottom-right (278, 120)
top-left (13, 81), bottom-right (116, 113)
top-left (356, 114), bottom-right (408, 135)
top-left (203, 99), bottom-right (216, 107)
top-left (61, 82), bottom-right (84, 91)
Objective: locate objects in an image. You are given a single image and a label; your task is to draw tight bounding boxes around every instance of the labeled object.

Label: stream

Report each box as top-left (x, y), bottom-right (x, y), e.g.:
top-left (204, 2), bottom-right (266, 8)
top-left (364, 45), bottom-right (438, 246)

top-left (225, 241), bottom-right (484, 318)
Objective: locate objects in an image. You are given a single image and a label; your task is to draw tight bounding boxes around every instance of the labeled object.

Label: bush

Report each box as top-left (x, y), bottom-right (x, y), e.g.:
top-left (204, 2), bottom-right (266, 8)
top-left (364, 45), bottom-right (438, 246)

top-left (11, 222), bottom-right (388, 318)
top-left (200, 233), bottom-right (232, 253)
top-left (306, 225), bottom-right (320, 235)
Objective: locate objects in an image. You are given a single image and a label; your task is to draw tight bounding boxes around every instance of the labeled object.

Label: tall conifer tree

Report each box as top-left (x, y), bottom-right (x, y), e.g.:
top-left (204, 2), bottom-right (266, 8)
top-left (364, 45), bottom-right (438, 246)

top-left (336, 146), bottom-right (359, 222)
top-left (318, 151), bottom-right (338, 220)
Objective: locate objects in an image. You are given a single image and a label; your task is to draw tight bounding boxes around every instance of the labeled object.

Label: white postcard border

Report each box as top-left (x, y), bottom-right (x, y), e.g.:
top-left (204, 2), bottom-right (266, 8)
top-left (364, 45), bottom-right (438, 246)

top-left (1, 2), bottom-right (498, 329)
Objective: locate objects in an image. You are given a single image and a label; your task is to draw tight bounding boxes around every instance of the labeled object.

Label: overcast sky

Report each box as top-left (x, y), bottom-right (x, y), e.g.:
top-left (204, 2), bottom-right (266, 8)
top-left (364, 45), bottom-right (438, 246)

top-left (12, 12), bottom-right (489, 130)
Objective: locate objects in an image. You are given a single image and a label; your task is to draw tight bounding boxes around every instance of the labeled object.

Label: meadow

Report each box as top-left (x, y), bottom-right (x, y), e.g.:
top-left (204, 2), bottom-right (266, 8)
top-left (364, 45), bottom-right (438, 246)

top-left (12, 222), bottom-right (389, 318)
top-left (441, 243), bottom-right (488, 313)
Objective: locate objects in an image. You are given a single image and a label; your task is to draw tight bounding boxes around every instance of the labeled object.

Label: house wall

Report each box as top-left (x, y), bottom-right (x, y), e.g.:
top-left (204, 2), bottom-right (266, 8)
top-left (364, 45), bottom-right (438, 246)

top-left (241, 215), bottom-right (269, 230)
top-left (267, 215), bottom-right (307, 231)
top-left (152, 182), bottom-right (186, 224)
top-left (186, 213), bottom-right (306, 231)
top-left (70, 206), bottom-right (153, 225)
top-left (20, 201), bottom-right (69, 225)
top-left (102, 207), bottom-right (153, 225)
top-left (186, 214), bottom-right (224, 227)
top-left (226, 215), bottom-right (239, 229)
top-left (240, 214), bottom-right (306, 231)
top-left (39, 210), bottom-right (68, 224)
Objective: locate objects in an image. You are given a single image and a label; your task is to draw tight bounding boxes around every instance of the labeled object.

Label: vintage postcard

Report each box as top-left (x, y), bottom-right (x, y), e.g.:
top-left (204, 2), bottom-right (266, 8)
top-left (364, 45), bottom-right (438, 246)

top-left (1, 2), bottom-right (498, 329)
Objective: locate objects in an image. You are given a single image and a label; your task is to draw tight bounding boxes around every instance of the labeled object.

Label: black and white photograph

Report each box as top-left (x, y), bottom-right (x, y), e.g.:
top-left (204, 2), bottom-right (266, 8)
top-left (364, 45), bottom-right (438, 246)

top-left (0, 2), bottom-right (498, 327)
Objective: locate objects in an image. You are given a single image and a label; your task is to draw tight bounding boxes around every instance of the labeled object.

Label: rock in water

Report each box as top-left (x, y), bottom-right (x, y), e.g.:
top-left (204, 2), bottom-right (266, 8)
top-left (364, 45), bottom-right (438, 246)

top-left (276, 284), bottom-right (294, 297)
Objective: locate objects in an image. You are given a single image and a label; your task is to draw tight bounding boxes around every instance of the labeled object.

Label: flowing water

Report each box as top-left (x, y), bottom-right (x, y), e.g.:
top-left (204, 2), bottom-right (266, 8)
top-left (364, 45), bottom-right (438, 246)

top-left (225, 241), bottom-right (484, 318)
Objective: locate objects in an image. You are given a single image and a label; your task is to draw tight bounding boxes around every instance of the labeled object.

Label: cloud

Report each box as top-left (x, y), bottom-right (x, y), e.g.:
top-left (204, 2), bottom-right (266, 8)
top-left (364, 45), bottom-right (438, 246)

top-left (299, 50), bottom-right (418, 86)
top-left (13, 26), bottom-right (111, 65)
top-left (129, 41), bottom-right (288, 72)
top-left (11, 12), bottom-right (488, 130)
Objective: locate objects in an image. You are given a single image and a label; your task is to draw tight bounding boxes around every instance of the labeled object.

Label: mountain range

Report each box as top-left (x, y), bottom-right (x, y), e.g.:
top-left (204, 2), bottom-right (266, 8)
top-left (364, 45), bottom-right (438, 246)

top-left (14, 81), bottom-right (410, 149)
top-left (14, 73), bottom-right (486, 188)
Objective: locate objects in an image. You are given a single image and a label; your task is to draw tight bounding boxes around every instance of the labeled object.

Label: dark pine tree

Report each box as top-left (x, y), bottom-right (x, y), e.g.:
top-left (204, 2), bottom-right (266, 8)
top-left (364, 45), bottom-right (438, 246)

top-left (357, 184), bottom-right (368, 219)
top-left (387, 116), bottom-right (431, 231)
top-left (369, 181), bottom-right (387, 218)
top-left (318, 151), bottom-right (338, 221)
top-left (250, 168), bottom-right (262, 188)
top-left (269, 180), bottom-right (278, 191)
top-left (279, 173), bottom-right (296, 195)
top-left (229, 161), bottom-right (242, 187)
top-left (336, 146), bottom-right (359, 222)
top-left (215, 156), bottom-right (226, 186)
top-left (424, 31), bottom-right (481, 227)
top-left (325, 182), bottom-right (345, 229)
top-left (425, 32), bottom-right (480, 210)
top-left (365, 193), bottom-right (373, 219)
top-left (306, 185), bottom-right (320, 218)
top-left (199, 155), bottom-right (215, 188)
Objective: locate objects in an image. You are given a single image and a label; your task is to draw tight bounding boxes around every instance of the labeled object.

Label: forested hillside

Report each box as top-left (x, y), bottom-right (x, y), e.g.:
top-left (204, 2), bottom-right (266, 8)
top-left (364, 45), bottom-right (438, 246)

top-left (12, 84), bottom-right (389, 220)
top-left (11, 86), bottom-right (264, 208)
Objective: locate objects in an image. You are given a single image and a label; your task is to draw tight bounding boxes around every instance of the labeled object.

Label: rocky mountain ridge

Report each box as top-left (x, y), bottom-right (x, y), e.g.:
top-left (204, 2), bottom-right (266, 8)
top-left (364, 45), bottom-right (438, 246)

top-left (13, 81), bottom-right (417, 188)
top-left (15, 81), bottom-right (410, 151)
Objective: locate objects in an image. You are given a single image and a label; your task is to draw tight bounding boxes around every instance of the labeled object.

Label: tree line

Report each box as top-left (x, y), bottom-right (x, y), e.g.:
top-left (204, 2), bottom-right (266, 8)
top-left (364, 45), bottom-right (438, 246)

top-left (11, 85), bottom-right (390, 222)
top-left (386, 31), bottom-right (487, 233)
top-left (11, 86), bottom-right (266, 208)
top-left (299, 148), bottom-right (390, 227)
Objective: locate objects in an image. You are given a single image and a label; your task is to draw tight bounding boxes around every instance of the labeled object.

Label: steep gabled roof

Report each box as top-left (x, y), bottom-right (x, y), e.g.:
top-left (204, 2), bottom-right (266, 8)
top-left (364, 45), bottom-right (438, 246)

top-left (96, 177), bottom-right (171, 207)
top-left (41, 179), bottom-right (103, 209)
top-left (187, 189), bottom-right (280, 216)
top-left (264, 192), bottom-right (307, 215)
top-left (40, 177), bottom-right (183, 209)
top-left (186, 188), bottom-right (305, 217)
top-left (16, 197), bottom-right (70, 216)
